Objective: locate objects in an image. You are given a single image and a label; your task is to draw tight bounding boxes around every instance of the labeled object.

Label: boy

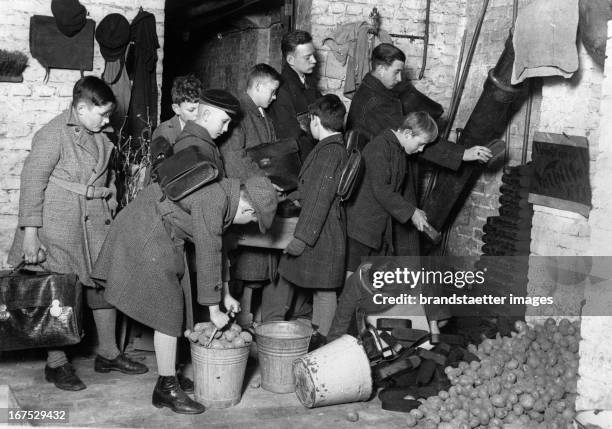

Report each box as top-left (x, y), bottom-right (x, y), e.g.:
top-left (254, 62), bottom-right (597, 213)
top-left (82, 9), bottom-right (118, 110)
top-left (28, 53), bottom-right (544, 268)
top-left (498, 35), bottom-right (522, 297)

top-left (8, 76), bottom-right (147, 391)
top-left (92, 175), bottom-right (278, 414)
top-left (153, 74), bottom-right (203, 145)
top-left (218, 63), bottom-right (282, 326)
top-left (174, 89), bottom-right (241, 177)
top-left (276, 94), bottom-right (348, 348)
top-left (345, 111), bottom-right (440, 269)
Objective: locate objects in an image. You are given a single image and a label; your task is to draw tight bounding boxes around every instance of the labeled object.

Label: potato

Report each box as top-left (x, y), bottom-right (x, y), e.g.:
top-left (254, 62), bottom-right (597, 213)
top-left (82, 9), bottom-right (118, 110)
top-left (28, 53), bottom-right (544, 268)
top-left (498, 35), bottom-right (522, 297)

top-left (239, 331), bottom-right (252, 343)
top-left (197, 333), bottom-right (210, 344)
top-left (194, 322), bottom-right (213, 332)
top-left (203, 326), bottom-right (215, 338)
top-left (223, 330), bottom-right (238, 341)
top-left (229, 323), bottom-right (242, 333)
top-left (232, 337), bottom-right (246, 347)
top-left (210, 340), bottom-right (223, 349)
top-left (188, 331), bottom-right (200, 343)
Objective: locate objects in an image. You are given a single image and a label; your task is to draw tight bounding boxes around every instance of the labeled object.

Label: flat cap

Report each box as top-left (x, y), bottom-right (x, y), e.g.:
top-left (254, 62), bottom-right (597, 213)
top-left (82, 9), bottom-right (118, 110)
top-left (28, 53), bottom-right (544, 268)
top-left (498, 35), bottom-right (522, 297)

top-left (243, 176), bottom-right (278, 233)
top-left (95, 13), bottom-right (131, 61)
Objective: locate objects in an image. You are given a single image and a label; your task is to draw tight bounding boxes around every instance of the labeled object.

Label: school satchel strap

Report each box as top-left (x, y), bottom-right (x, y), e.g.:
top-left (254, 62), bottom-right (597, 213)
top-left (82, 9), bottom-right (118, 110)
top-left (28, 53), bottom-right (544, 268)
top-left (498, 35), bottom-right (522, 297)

top-left (29, 15), bottom-right (94, 82)
top-left (337, 129), bottom-right (370, 202)
top-left (152, 146), bottom-right (219, 201)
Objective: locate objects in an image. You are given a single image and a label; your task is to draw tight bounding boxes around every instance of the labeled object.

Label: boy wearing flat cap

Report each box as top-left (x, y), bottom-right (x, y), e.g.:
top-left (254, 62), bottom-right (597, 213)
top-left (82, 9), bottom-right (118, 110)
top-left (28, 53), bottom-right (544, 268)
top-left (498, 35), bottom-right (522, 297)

top-left (92, 175), bottom-right (278, 414)
top-left (174, 89), bottom-right (241, 177)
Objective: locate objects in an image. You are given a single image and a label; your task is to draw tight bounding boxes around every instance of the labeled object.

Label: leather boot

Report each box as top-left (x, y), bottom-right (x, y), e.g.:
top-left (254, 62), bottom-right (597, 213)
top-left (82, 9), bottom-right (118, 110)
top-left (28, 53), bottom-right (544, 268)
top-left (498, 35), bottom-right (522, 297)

top-left (152, 375), bottom-right (205, 414)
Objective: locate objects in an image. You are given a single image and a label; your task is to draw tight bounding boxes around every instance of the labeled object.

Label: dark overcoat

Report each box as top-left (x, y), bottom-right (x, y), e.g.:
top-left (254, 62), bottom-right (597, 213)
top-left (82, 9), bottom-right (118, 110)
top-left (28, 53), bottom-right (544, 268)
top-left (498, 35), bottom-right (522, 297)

top-left (219, 93), bottom-right (279, 282)
top-left (92, 180), bottom-right (239, 336)
top-left (174, 121), bottom-right (226, 177)
top-left (8, 109), bottom-right (116, 287)
top-left (278, 134), bottom-right (347, 289)
top-left (268, 65), bottom-right (321, 160)
top-left (346, 130), bottom-right (462, 256)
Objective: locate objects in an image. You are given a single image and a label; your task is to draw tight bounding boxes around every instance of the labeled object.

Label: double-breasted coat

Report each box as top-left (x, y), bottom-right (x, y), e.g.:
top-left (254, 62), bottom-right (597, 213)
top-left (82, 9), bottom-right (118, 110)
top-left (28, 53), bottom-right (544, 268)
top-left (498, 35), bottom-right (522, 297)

top-left (268, 65), bottom-right (321, 160)
top-left (8, 109), bottom-right (116, 287)
top-left (92, 180), bottom-right (239, 336)
top-left (219, 93), bottom-right (279, 282)
top-left (278, 134), bottom-right (348, 290)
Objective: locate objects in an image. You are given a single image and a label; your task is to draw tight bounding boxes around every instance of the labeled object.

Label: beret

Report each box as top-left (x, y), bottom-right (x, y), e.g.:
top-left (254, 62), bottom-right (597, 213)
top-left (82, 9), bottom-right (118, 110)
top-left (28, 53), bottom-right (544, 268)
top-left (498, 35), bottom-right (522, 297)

top-left (201, 89), bottom-right (240, 115)
top-left (51, 0), bottom-right (87, 37)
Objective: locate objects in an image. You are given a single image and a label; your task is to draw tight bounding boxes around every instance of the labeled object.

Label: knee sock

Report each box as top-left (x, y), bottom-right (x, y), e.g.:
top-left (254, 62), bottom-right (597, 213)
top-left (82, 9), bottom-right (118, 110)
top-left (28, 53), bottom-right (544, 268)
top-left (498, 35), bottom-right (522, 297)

top-left (92, 308), bottom-right (120, 360)
top-left (312, 290), bottom-right (338, 336)
top-left (46, 349), bottom-right (69, 368)
top-left (154, 330), bottom-right (177, 377)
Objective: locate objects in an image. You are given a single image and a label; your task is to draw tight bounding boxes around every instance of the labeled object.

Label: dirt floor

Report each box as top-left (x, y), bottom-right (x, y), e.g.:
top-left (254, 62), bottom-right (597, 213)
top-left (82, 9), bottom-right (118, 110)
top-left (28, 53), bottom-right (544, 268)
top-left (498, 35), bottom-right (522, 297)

top-left (0, 345), bottom-right (410, 429)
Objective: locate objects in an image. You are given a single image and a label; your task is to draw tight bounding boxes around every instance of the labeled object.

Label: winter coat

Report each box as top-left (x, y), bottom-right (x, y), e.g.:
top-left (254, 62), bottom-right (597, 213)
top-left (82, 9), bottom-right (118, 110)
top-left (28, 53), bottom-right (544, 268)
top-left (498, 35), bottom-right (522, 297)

top-left (219, 93), bottom-right (279, 282)
top-left (278, 134), bottom-right (347, 289)
top-left (8, 109), bottom-right (116, 287)
top-left (174, 121), bottom-right (226, 177)
top-left (92, 180), bottom-right (239, 336)
top-left (346, 130), bottom-right (462, 256)
top-left (152, 115), bottom-right (183, 146)
top-left (126, 9), bottom-right (159, 147)
top-left (268, 65), bottom-right (321, 160)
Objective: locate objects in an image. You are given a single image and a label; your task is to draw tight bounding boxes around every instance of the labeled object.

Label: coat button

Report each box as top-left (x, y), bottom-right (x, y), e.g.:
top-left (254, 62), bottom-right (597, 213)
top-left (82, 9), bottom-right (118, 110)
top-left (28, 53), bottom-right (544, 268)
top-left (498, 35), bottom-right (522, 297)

top-left (105, 219), bottom-right (111, 225)
top-left (84, 215), bottom-right (89, 221)
top-left (214, 285), bottom-right (221, 291)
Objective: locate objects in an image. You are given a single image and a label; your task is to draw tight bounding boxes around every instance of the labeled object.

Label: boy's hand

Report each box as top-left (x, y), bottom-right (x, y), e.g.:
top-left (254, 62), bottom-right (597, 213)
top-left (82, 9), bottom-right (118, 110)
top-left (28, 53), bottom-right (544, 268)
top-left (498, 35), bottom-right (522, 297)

top-left (223, 294), bottom-right (241, 315)
top-left (410, 209), bottom-right (428, 232)
top-left (463, 146), bottom-right (492, 163)
top-left (284, 237), bottom-right (307, 256)
top-left (209, 305), bottom-right (230, 330)
top-left (22, 227), bottom-right (47, 264)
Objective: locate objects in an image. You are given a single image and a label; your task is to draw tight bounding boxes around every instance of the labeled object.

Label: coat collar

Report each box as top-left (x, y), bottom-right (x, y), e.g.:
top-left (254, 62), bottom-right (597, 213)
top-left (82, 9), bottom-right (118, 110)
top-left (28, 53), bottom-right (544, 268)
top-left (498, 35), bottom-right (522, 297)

top-left (239, 92), bottom-right (262, 117)
top-left (361, 73), bottom-right (399, 102)
top-left (300, 133), bottom-right (344, 173)
top-left (182, 120), bottom-right (215, 145)
top-left (281, 64), bottom-right (317, 90)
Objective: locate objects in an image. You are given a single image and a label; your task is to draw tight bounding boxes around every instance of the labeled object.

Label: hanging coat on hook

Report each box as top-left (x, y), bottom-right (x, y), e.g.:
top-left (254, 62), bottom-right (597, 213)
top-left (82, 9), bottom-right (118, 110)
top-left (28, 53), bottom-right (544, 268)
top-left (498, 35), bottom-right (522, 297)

top-left (125, 8), bottom-right (159, 154)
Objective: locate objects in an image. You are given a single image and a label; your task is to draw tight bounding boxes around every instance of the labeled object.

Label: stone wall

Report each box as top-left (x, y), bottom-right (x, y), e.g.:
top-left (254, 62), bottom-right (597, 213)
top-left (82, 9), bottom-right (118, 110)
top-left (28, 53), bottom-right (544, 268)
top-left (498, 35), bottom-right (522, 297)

top-left (0, 0), bottom-right (165, 268)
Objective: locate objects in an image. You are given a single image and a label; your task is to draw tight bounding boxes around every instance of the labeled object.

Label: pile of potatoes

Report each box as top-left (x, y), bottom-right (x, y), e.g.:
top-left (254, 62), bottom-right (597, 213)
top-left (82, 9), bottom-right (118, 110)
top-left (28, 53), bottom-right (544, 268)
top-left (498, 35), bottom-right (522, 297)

top-left (185, 322), bottom-right (253, 349)
top-left (406, 318), bottom-right (580, 428)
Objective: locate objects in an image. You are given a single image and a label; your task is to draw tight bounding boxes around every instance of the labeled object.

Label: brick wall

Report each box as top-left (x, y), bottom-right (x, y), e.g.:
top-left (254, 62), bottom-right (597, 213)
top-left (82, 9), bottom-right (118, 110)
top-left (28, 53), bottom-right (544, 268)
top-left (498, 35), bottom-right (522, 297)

top-left (0, 0), bottom-right (165, 268)
top-left (189, 9), bottom-right (283, 94)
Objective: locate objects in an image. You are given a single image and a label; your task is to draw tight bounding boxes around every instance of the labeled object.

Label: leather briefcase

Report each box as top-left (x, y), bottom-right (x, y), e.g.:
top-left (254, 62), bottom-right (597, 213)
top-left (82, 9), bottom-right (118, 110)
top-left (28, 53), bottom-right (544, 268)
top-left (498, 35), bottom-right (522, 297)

top-left (152, 146), bottom-right (219, 201)
top-left (246, 138), bottom-right (302, 191)
top-left (0, 263), bottom-right (83, 351)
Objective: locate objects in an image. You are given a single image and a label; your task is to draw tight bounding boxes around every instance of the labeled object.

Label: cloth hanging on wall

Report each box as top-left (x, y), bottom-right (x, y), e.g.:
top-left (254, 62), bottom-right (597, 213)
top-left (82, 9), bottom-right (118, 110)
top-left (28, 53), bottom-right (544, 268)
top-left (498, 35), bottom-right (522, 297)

top-left (125, 8), bottom-right (159, 152)
top-left (323, 21), bottom-right (392, 99)
top-left (511, 0), bottom-right (579, 84)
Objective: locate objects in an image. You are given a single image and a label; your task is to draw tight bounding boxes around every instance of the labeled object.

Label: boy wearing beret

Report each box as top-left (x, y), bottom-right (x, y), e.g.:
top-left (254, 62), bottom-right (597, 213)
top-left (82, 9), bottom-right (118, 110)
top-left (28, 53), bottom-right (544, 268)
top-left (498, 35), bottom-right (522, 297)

top-left (174, 89), bottom-right (241, 177)
top-left (92, 175), bottom-right (278, 414)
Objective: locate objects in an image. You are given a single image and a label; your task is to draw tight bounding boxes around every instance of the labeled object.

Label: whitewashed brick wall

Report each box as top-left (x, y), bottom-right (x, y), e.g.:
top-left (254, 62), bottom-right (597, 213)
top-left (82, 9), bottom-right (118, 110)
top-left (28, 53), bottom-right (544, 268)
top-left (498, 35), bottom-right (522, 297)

top-left (0, 0), bottom-right (165, 268)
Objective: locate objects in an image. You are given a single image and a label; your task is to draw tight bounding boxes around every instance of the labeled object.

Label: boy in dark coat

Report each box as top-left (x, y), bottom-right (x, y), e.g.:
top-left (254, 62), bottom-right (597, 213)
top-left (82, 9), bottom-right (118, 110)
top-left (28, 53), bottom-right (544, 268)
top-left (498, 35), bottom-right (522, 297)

top-left (218, 64), bottom-right (283, 325)
top-left (92, 175), bottom-right (278, 414)
top-left (277, 94), bottom-right (348, 346)
top-left (268, 30), bottom-right (321, 160)
top-left (152, 74), bottom-right (203, 145)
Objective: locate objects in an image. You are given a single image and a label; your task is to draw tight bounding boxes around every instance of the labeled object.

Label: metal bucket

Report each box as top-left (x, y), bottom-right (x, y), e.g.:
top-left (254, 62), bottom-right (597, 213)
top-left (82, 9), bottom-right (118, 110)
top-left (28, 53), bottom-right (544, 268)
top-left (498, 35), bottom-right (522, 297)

top-left (190, 342), bottom-right (250, 408)
top-left (293, 335), bottom-right (373, 408)
top-left (254, 321), bottom-right (312, 393)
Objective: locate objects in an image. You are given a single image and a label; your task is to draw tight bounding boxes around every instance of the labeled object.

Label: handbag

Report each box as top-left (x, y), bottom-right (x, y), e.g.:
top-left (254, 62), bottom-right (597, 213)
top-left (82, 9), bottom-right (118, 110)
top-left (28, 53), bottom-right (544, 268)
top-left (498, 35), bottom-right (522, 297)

top-left (152, 145), bottom-right (219, 201)
top-left (0, 262), bottom-right (83, 351)
top-left (246, 138), bottom-right (302, 191)
top-left (29, 15), bottom-right (95, 82)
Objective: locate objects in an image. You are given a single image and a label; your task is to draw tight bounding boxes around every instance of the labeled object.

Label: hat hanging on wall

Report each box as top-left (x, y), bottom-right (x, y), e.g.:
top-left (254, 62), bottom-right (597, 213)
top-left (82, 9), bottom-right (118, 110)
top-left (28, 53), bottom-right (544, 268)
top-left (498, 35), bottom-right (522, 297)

top-left (0, 49), bottom-right (28, 82)
top-left (50, 0), bottom-right (87, 37)
top-left (95, 13), bottom-right (131, 62)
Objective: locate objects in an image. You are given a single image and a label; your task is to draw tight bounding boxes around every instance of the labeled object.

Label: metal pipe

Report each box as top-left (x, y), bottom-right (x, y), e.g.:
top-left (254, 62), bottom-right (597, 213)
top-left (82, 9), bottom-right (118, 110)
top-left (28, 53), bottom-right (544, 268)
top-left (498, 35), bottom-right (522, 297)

top-left (445, 28), bottom-right (469, 140)
top-left (521, 80), bottom-right (533, 164)
top-left (505, 0), bottom-right (520, 165)
top-left (418, 0), bottom-right (432, 80)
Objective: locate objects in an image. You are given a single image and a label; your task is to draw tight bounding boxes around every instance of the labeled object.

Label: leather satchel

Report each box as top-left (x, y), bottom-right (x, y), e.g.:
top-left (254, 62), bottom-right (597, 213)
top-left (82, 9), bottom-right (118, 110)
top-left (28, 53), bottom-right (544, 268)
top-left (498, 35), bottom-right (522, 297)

top-left (29, 15), bottom-right (95, 82)
top-left (246, 138), bottom-right (302, 192)
top-left (0, 263), bottom-right (83, 351)
top-left (337, 129), bottom-right (369, 202)
top-left (152, 146), bottom-right (219, 201)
